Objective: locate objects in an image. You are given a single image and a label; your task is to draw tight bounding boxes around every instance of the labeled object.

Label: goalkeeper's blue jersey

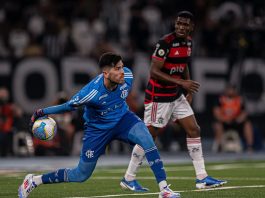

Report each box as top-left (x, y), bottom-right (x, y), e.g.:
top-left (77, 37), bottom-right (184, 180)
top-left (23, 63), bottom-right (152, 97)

top-left (68, 67), bottom-right (133, 130)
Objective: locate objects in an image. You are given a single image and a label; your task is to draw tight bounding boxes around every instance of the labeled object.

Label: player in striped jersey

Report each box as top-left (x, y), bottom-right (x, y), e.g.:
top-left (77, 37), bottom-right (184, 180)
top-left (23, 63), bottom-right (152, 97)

top-left (18, 52), bottom-right (180, 198)
top-left (121, 11), bottom-right (227, 191)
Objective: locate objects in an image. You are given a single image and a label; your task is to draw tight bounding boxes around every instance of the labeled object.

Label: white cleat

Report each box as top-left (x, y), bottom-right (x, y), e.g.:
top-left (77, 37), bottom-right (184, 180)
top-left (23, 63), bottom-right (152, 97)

top-left (159, 185), bottom-right (181, 198)
top-left (18, 174), bottom-right (37, 198)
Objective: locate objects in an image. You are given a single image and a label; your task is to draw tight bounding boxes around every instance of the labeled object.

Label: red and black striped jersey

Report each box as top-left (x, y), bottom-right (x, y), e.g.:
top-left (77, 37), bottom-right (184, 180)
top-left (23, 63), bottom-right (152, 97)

top-left (145, 32), bottom-right (192, 103)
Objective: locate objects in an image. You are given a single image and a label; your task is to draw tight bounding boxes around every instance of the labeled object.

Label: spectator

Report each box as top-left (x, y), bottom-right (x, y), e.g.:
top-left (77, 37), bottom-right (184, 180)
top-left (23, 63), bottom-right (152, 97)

top-left (8, 25), bottom-right (30, 58)
top-left (0, 87), bottom-right (22, 156)
top-left (212, 84), bottom-right (254, 152)
top-left (128, 3), bottom-right (150, 51)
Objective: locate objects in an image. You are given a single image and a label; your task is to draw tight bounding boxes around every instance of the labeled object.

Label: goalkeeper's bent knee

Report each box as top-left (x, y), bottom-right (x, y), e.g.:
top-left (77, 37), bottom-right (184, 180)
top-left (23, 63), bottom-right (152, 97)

top-left (128, 122), bottom-right (156, 150)
top-left (67, 160), bottom-right (97, 182)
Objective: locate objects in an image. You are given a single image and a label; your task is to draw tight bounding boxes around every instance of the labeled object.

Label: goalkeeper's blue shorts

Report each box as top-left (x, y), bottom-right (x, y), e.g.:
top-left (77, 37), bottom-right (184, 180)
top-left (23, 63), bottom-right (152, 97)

top-left (80, 111), bottom-right (155, 162)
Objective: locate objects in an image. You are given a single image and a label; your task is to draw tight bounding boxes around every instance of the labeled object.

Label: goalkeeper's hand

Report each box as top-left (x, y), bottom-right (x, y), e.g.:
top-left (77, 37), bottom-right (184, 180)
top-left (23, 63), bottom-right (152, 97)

top-left (29, 109), bottom-right (45, 131)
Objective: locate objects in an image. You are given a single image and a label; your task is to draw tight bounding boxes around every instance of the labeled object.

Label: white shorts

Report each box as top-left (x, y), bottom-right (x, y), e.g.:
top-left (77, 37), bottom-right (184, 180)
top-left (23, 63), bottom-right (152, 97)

top-left (144, 94), bottom-right (194, 128)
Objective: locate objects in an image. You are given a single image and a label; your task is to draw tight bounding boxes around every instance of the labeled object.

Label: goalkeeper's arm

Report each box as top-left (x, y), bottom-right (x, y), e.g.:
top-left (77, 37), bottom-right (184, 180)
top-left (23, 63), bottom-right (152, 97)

top-left (29, 102), bottom-right (77, 131)
top-left (42, 102), bottom-right (77, 115)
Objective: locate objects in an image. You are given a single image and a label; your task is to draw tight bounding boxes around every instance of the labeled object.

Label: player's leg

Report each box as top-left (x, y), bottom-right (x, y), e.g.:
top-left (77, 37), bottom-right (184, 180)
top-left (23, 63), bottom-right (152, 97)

top-left (122, 102), bottom-right (170, 192)
top-left (115, 111), bottom-right (179, 197)
top-left (18, 159), bottom-right (98, 198)
top-left (174, 95), bottom-right (227, 189)
top-left (18, 128), bottom-right (106, 198)
top-left (121, 144), bottom-right (147, 191)
top-left (181, 117), bottom-right (227, 188)
top-left (122, 126), bottom-right (159, 187)
top-left (178, 115), bottom-right (207, 177)
top-left (127, 122), bottom-right (180, 197)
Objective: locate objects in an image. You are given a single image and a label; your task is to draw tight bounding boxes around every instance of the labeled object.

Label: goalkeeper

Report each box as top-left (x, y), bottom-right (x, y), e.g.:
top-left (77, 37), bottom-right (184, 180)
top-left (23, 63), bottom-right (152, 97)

top-left (18, 52), bottom-right (180, 198)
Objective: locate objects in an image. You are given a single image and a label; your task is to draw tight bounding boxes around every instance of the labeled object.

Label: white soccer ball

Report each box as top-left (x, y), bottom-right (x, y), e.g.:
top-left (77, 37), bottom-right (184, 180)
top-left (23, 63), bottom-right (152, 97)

top-left (32, 117), bottom-right (57, 141)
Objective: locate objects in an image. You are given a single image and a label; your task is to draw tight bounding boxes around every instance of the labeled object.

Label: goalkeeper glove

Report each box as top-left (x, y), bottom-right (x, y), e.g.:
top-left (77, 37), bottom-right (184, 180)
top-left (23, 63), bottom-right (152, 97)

top-left (29, 109), bottom-right (45, 131)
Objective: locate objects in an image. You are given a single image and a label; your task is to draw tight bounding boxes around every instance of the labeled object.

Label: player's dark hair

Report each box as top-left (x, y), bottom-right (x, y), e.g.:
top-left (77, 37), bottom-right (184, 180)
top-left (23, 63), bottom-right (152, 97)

top-left (177, 11), bottom-right (194, 22)
top-left (99, 52), bottom-right (122, 69)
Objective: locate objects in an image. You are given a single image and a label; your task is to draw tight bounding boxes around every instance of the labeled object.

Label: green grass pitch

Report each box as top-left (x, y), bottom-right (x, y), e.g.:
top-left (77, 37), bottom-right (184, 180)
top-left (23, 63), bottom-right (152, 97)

top-left (1, 160), bottom-right (265, 198)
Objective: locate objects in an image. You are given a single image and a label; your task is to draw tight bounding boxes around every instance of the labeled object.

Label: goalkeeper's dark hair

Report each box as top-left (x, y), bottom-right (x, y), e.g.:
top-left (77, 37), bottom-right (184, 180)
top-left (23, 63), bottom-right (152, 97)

top-left (176, 11), bottom-right (194, 22)
top-left (99, 52), bottom-right (122, 69)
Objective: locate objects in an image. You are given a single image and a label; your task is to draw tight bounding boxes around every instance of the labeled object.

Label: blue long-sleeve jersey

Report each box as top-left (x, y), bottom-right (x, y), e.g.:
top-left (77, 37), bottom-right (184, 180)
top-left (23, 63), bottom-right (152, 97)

top-left (43, 67), bottom-right (134, 130)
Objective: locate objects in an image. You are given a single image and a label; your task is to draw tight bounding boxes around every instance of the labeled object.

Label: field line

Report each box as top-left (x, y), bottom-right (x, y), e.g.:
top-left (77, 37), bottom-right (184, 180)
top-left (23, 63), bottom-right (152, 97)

top-left (66, 185), bottom-right (265, 198)
top-left (91, 176), bottom-right (265, 181)
top-left (96, 162), bottom-right (265, 173)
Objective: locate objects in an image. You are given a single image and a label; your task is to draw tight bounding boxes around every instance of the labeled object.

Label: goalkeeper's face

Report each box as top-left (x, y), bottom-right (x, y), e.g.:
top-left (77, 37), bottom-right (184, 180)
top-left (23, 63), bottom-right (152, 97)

top-left (105, 60), bottom-right (125, 85)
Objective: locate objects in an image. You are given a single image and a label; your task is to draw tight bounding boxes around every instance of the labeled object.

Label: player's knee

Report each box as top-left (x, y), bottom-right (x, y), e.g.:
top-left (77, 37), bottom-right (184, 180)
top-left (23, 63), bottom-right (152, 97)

top-left (139, 135), bottom-right (155, 150)
top-left (128, 122), bottom-right (155, 150)
top-left (67, 167), bottom-right (92, 182)
top-left (72, 170), bottom-right (90, 183)
top-left (78, 172), bottom-right (91, 182)
top-left (67, 160), bottom-right (96, 182)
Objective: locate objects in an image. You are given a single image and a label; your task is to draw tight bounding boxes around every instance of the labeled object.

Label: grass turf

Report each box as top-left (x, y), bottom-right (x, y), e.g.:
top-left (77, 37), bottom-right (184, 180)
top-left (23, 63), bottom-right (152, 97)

top-left (1, 160), bottom-right (265, 198)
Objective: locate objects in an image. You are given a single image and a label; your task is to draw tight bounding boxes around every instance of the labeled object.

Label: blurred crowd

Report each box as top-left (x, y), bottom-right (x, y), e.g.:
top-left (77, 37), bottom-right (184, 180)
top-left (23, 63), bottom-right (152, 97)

top-left (0, 87), bottom-right (80, 157)
top-left (0, 0), bottom-right (265, 61)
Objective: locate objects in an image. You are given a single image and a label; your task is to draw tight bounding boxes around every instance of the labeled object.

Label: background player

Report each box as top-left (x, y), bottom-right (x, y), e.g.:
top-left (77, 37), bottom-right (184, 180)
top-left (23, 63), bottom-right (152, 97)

top-left (120, 11), bottom-right (227, 191)
top-left (18, 52), bottom-right (180, 198)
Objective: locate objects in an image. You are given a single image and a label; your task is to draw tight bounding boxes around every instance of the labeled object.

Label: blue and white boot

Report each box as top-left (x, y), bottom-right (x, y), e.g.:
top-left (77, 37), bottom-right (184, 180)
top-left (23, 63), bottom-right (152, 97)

top-left (120, 177), bottom-right (149, 192)
top-left (196, 176), bottom-right (227, 189)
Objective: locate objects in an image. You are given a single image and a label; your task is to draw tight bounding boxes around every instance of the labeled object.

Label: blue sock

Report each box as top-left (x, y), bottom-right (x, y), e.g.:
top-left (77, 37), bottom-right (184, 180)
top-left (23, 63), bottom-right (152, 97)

top-left (42, 169), bottom-right (67, 184)
top-left (145, 147), bottom-right (166, 183)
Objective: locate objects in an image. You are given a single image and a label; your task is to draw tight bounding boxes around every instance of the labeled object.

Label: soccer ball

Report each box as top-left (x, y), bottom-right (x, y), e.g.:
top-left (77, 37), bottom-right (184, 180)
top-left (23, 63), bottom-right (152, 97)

top-left (32, 117), bottom-right (57, 141)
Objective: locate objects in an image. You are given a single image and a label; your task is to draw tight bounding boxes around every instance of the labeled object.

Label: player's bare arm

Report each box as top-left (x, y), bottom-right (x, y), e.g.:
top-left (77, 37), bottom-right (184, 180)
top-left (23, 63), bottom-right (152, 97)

top-left (184, 65), bottom-right (192, 104)
top-left (184, 65), bottom-right (196, 103)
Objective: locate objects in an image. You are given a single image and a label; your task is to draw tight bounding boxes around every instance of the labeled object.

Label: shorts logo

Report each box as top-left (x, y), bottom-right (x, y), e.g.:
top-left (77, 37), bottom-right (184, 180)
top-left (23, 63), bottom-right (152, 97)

top-left (158, 49), bottom-right (165, 56)
top-left (120, 89), bottom-right (128, 99)
top-left (158, 117), bottom-right (164, 124)
top-left (85, 150), bottom-right (94, 158)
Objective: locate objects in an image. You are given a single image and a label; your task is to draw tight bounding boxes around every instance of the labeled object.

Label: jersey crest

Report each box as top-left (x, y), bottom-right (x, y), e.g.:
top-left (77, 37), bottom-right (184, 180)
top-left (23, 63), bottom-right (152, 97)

top-left (120, 89), bottom-right (128, 99)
